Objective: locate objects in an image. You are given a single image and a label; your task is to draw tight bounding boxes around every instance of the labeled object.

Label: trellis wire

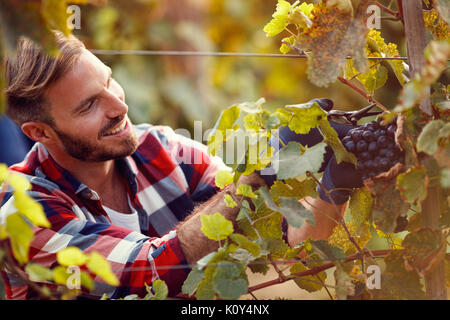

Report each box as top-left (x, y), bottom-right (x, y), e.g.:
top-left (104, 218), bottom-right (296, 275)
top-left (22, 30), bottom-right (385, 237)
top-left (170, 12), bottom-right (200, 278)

top-left (90, 49), bottom-right (410, 60)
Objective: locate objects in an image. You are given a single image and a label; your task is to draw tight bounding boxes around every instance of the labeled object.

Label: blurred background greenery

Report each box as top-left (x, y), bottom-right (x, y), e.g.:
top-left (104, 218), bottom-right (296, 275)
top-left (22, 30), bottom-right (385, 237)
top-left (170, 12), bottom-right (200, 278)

top-left (68, 0), bottom-right (405, 138)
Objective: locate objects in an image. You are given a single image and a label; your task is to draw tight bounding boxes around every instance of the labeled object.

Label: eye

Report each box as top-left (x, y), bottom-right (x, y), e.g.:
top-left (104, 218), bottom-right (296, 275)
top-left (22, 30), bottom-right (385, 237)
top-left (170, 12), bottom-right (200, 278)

top-left (81, 99), bottom-right (97, 114)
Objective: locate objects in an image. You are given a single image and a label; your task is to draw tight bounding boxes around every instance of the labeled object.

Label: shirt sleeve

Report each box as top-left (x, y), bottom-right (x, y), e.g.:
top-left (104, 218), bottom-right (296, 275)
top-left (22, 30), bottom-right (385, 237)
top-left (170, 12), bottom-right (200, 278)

top-left (0, 191), bottom-right (189, 299)
top-left (149, 125), bottom-right (231, 202)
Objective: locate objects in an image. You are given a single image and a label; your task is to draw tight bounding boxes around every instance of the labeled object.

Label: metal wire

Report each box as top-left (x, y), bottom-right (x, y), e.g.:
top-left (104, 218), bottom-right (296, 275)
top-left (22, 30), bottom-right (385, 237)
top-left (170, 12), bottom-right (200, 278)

top-left (89, 49), bottom-right (409, 60)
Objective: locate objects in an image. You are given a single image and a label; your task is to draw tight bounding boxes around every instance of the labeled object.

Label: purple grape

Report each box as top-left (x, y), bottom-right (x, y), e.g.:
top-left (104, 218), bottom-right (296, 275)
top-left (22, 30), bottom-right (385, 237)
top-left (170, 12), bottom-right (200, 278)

top-left (356, 140), bottom-right (368, 152)
top-left (351, 130), bottom-right (363, 141)
top-left (384, 149), bottom-right (395, 160)
top-left (362, 131), bottom-right (375, 142)
top-left (368, 141), bottom-right (378, 154)
top-left (345, 141), bottom-right (356, 152)
top-left (342, 136), bottom-right (352, 144)
top-left (374, 129), bottom-right (387, 137)
top-left (387, 124), bottom-right (397, 136)
top-left (379, 158), bottom-right (390, 170)
top-left (377, 135), bottom-right (389, 148)
top-left (360, 151), bottom-right (371, 160)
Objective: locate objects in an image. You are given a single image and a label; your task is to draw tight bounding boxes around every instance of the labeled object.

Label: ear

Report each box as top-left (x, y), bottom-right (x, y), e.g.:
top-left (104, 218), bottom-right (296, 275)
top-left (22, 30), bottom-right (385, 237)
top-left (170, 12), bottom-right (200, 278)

top-left (21, 122), bottom-right (57, 144)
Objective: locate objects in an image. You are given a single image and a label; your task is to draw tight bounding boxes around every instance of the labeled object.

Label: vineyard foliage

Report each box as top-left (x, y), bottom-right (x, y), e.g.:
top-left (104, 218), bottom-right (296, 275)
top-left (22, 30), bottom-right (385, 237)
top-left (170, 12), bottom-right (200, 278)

top-left (0, 0), bottom-right (449, 300)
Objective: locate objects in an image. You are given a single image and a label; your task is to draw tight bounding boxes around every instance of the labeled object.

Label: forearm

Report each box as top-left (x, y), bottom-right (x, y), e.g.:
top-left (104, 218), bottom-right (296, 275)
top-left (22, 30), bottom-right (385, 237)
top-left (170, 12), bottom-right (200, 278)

top-left (177, 172), bottom-right (266, 265)
top-left (286, 196), bottom-right (347, 247)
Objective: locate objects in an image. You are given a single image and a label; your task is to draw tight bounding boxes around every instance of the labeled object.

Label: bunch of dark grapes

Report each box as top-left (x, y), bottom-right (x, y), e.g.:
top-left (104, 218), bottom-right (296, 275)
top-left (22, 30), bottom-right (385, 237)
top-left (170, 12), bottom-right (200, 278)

top-left (342, 120), bottom-right (404, 180)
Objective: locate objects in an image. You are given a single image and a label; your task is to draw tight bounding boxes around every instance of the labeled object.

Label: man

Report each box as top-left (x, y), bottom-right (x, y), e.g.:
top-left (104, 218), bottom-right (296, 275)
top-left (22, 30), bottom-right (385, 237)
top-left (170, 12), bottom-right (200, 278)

top-left (0, 33), bottom-right (361, 299)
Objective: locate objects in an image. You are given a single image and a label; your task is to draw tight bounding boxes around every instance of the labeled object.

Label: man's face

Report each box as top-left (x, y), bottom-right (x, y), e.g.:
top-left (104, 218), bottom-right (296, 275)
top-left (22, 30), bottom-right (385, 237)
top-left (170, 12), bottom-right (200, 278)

top-left (45, 49), bottom-right (138, 162)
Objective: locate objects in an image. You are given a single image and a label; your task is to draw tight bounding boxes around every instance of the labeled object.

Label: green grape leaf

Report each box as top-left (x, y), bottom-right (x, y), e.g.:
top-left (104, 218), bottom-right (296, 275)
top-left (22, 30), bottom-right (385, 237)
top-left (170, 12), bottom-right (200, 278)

top-left (371, 251), bottom-right (426, 300)
top-left (6, 212), bottom-right (34, 265)
top-left (259, 186), bottom-right (314, 228)
top-left (57, 246), bottom-right (88, 266)
top-left (349, 187), bottom-right (374, 231)
top-left (310, 240), bottom-right (346, 261)
top-left (195, 279), bottom-right (215, 300)
top-left (270, 178), bottom-right (318, 202)
top-left (212, 261), bottom-right (248, 300)
top-left (417, 120), bottom-right (450, 155)
top-left (200, 212), bottom-right (234, 241)
top-left (263, 238), bottom-right (291, 260)
top-left (402, 228), bottom-right (445, 277)
top-left (396, 166), bottom-right (429, 207)
top-left (285, 101), bottom-right (326, 134)
top-left (289, 262), bottom-right (323, 293)
top-left (86, 251), bottom-right (119, 286)
top-left (235, 184), bottom-right (258, 199)
top-left (229, 233), bottom-right (261, 257)
top-left (318, 118), bottom-right (357, 165)
top-left (182, 269), bottom-right (205, 296)
top-left (263, 0), bottom-right (292, 37)
top-left (368, 180), bottom-right (410, 234)
top-left (273, 141), bottom-right (327, 179)
top-left (25, 263), bottom-right (54, 282)
top-left (215, 170), bottom-right (233, 189)
top-left (248, 257), bottom-right (270, 275)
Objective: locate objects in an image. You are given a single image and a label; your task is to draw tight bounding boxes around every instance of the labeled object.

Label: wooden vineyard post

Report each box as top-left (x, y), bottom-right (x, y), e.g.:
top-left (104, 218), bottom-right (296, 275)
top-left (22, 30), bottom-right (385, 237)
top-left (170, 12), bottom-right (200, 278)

top-left (402, 0), bottom-right (447, 300)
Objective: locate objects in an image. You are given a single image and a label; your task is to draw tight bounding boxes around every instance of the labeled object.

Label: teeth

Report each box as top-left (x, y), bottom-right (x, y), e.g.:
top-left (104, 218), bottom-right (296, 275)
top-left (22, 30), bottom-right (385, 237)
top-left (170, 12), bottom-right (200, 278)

top-left (105, 121), bottom-right (126, 136)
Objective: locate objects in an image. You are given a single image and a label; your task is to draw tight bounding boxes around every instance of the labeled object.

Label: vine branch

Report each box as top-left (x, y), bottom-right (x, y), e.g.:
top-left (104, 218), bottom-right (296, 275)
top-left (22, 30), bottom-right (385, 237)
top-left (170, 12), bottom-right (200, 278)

top-left (247, 249), bottom-right (391, 293)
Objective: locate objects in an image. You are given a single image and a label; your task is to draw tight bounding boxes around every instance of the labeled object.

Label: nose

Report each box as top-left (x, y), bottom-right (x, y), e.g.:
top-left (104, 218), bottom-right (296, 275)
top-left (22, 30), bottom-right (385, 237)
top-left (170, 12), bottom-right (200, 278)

top-left (104, 89), bottom-right (128, 119)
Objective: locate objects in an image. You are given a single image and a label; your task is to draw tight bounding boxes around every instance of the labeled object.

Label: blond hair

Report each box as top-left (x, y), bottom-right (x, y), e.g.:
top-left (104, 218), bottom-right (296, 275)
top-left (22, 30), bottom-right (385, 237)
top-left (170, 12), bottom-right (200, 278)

top-left (5, 31), bottom-right (85, 126)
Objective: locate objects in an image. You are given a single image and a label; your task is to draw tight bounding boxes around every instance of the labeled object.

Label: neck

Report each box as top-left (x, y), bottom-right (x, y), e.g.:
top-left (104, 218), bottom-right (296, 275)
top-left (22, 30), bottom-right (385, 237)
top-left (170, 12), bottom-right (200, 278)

top-left (47, 147), bottom-right (118, 196)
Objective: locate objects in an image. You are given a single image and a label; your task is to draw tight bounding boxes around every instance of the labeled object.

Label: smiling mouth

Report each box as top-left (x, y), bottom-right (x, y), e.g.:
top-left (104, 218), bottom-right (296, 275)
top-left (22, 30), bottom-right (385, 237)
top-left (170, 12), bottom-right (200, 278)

top-left (103, 119), bottom-right (127, 136)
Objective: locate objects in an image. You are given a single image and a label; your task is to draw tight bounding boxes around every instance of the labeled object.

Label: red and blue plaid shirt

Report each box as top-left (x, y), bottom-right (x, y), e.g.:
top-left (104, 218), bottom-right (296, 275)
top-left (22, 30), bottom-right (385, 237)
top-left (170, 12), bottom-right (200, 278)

top-left (0, 124), bottom-right (228, 299)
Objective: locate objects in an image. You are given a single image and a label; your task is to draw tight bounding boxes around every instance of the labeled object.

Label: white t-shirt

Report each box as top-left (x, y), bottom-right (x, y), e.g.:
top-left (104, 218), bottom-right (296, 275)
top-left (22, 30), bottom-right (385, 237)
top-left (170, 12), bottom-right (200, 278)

top-left (102, 196), bottom-right (141, 232)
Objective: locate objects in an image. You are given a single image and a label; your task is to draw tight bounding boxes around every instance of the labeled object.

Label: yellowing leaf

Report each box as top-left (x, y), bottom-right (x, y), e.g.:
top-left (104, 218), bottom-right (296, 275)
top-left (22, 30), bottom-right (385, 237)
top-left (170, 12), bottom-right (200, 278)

top-left (280, 36), bottom-right (295, 54)
top-left (214, 170), bottom-right (233, 189)
top-left (285, 100), bottom-right (326, 134)
top-left (235, 184), bottom-right (258, 199)
top-left (0, 163), bottom-right (8, 182)
top-left (224, 194), bottom-right (237, 208)
top-left (263, 0), bottom-right (292, 37)
top-left (7, 173), bottom-right (31, 192)
top-left (200, 212), bottom-right (234, 241)
top-left (318, 118), bottom-right (357, 165)
top-left (6, 213), bottom-right (34, 265)
top-left (57, 247), bottom-right (88, 266)
top-left (328, 222), bottom-right (371, 255)
top-left (349, 187), bottom-right (374, 230)
top-left (14, 191), bottom-right (50, 228)
top-left (298, 3), bottom-right (369, 87)
top-left (86, 251), bottom-right (119, 286)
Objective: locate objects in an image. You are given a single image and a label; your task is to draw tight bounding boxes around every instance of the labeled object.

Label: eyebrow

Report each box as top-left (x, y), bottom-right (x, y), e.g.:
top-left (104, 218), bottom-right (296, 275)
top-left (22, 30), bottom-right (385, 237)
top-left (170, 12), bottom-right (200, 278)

top-left (72, 67), bottom-right (113, 115)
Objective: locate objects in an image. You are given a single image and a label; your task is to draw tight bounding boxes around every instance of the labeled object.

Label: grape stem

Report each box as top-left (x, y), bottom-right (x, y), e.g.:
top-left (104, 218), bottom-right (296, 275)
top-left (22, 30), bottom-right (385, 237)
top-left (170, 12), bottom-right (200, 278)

top-left (247, 249), bottom-right (391, 293)
top-left (305, 171), bottom-right (366, 275)
top-left (375, 1), bottom-right (401, 20)
top-left (337, 76), bottom-right (389, 113)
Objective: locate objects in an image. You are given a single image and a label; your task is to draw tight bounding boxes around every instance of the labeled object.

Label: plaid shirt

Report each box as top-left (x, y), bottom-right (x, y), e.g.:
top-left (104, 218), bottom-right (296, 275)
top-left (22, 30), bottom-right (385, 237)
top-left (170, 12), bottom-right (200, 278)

top-left (0, 124), bottom-right (228, 299)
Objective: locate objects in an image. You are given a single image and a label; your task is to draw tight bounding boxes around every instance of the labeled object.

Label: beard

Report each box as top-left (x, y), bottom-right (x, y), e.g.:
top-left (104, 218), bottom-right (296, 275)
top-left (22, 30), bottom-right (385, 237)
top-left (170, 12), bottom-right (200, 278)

top-left (53, 118), bottom-right (139, 162)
